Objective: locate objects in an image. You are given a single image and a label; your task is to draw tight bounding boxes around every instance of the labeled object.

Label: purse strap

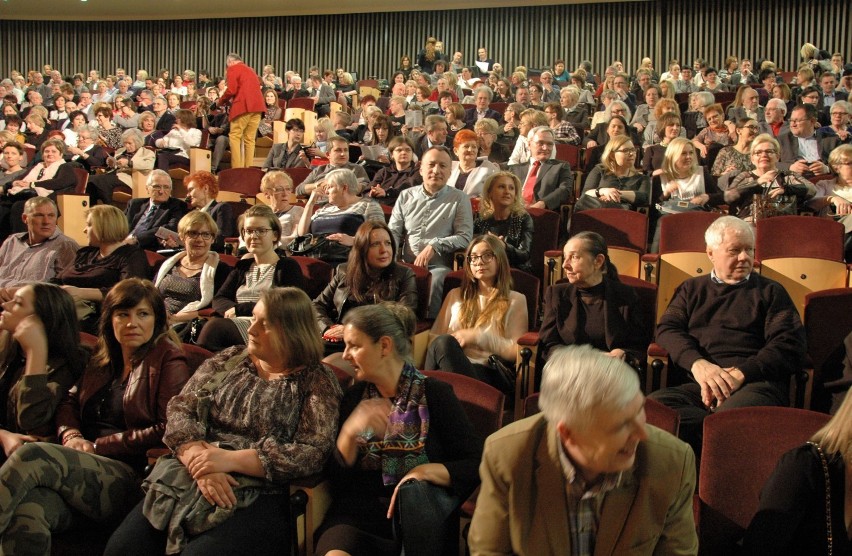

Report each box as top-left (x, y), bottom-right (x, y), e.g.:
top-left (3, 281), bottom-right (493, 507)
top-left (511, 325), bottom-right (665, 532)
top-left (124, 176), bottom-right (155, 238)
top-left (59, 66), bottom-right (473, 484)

top-left (806, 441), bottom-right (833, 556)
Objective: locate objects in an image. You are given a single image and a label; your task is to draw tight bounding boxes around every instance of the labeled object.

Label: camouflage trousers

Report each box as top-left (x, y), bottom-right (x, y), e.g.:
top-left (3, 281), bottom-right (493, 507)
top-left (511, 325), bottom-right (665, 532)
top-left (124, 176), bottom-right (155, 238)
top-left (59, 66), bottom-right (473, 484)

top-left (0, 442), bottom-right (139, 556)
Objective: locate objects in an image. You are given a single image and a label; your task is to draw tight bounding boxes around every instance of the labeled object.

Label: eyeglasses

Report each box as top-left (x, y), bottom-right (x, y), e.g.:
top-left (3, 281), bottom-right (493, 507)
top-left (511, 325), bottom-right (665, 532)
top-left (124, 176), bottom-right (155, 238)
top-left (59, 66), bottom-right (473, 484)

top-left (788, 118), bottom-right (811, 124)
top-left (185, 231), bottom-right (214, 240)
top-left (242, 227), bottom-right (272, 238)
top-left (833, 161), bottom-right (852, 167)
top-left (614, 148), bottom-right (638, 155)
top-left (467, 252), bottom-right (495, 265)
top-left (265, 187), bottom-right (289, 194)
top-left (149, 184), bottom-right (172, 191)
top-left (753, 149), bottom-right (777, 156)
top-left (741, 125), bottom-right (759, 131)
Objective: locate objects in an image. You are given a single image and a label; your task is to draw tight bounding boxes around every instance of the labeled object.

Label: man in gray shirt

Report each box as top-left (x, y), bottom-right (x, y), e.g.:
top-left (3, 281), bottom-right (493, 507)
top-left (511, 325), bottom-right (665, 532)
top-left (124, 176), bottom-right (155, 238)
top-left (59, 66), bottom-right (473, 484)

top-left (388, 146), bottom-right (473, 317)
top-left (295, 136), bottom-right (369, 196)
top-left (0, 197), bottom-right (79, 301)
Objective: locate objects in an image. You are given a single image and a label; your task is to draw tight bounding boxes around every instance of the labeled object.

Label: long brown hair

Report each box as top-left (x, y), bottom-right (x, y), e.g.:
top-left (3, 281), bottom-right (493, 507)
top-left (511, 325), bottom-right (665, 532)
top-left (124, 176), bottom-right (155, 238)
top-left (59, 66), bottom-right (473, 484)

top-left (344, 221), bottom-right (399, 303)
top-left (458, 235), bottom-right (513, 332)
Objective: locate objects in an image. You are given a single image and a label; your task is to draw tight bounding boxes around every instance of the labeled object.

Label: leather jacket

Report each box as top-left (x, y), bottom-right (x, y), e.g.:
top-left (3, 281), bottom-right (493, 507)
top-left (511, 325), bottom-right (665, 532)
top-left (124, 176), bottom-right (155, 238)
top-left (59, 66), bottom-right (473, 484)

top-left (55, 336), bottom-right (190, 465)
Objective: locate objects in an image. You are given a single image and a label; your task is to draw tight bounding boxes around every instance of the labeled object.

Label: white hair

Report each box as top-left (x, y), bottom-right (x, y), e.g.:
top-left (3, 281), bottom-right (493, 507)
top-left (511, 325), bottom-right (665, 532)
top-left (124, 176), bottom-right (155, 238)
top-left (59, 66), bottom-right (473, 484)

top-left (538, 345), bottom-right (640, 430)
top-left (766, 98), bottom-right (788, 116)
top-left (704, 215), bottom-right (754, 250)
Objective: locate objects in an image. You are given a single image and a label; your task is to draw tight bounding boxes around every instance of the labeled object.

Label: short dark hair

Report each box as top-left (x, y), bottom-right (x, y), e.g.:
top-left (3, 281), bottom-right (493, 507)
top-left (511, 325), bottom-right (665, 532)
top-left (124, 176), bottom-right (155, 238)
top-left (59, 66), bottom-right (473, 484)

top-left (285, 118), bottom-right (306, 132)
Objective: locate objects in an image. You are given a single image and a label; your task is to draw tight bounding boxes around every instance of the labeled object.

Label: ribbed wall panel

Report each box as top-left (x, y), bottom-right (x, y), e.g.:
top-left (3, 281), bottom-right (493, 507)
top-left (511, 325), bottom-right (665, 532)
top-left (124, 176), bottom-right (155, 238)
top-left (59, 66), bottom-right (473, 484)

top-left (1, 0), bottom-right (848, 81)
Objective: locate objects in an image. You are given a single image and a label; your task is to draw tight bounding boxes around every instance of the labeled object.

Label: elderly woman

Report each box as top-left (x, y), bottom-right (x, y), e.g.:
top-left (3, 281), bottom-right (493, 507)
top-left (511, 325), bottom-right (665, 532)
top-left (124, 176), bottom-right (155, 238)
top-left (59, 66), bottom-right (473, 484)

top-left (297, 169), bottom-right (385, 264)
top-left (314, 221), bottom-right (417, 357)
top-left (183, 170), bottom-right (235, 252)
top-left (559, 87), bottom-right (589, 128)
top-left (94, 105), bottom-right (123, 149)
top-left (0, 283), bottom-right (85, 457)
top-left (426, 235), bottom-right (528, 391)
top-left (106, 286), bottom-right (340, 555)
top-left (473, 171), bottom-right (534, 273)
top-left (314, 302), bottom-right (482, 556)
top-left (137, 111), bottom-right (157, 145)
top-left (253, 170), bottom-right (304, 249)
top-left (543, 102), bottom-right (581, 145)
top-left (692, 103), bottom-right (736, 160)
top-left (683, 91), bottom-right (715, 139)
top-left (725, 134), bottom-right (816, 220)
top-left (583, 100), bottom-right (633, 149)
top-left (630, 85), bottom-right (662, 135)
top-left (54, 205), bottom-right (149, 331)
top-left (22, 114), bottom-right (49, 151)
top-left (446, 130), bottom-right (499, 198)
top-left (500, 102), bottom-right (525, 143)
top-left (154, 109), bottom-right (201, 170)
top-left (576, 135), bottom-right (650, 213)
top-left (0, 279), bottom-right (190, 553)
top-left (712, 118), bottom-right (759, 179)
top-left (810, 145), bottom-right (852, 257)
top-left (539, 232), bottom-right (650, 365)
top-left (86, 128), bottom-right (155, 206)
top-left (821, 101), bottom-right (852, 144)
top-left (744, 390), bottom-right (852, 555)
top-left (368, 136), bottom-right (422, 205)
top-left (155, 211), bottom-right (230, 334)
top-left (474, 118), bottom-right (510, 164)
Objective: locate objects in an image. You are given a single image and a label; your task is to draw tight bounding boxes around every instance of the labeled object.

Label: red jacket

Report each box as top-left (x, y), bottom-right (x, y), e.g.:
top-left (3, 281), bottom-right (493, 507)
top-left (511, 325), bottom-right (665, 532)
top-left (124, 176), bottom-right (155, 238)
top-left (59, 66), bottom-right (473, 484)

top-left (218, 61), bottom-right (266, 121)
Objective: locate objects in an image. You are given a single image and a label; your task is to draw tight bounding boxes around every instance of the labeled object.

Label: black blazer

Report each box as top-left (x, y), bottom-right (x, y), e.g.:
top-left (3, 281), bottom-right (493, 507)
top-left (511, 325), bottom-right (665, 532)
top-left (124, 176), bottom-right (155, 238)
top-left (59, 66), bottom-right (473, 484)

top-left (65, 145), bottom-right (108, 173)
top-left (125, 197), bottom-right (188, 250)
top-left (538, 279), bottom-right (650, 364)
top-left (463, 107), bottom-right (504, 127)
top-left (154, 112), bottom-right (176, 133)
top-left (206, 201), bottom-right (236, 253)
top-left (212, 256), bottom-right (305, 315)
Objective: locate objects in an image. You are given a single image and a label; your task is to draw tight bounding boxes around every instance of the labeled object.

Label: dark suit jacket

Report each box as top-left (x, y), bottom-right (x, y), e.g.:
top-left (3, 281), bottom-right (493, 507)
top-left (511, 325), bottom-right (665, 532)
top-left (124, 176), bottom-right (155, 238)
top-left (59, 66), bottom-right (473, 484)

top-left (65, 145), bottom-right (108, 173)
top-left (508, 159), bottom-right (574, 210)
top-left (154, 112), bottom-right (176, 133)
top-left (759, 121), bottom-right (789, 138)
top-left (206, 200), bottom-right (236, 253)
top-left (463, 107), bottom-right (503, 127)
top-left (412, 133), bottom-right (454, 159)
top-left (125, 197), bottom-right (188, 250)
top-left (727, 105), bottom-right (766, 123)
top-left (777, 130), bottom-right (834, 171)
top-left (538, 279), bottom-right (650, 364)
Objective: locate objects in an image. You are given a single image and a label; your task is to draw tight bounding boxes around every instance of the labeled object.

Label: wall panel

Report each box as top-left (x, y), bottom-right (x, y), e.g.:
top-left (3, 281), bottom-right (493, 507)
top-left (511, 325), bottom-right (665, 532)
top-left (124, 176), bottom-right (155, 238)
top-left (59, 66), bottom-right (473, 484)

top-left (0, 0), bottom-right (848, 81)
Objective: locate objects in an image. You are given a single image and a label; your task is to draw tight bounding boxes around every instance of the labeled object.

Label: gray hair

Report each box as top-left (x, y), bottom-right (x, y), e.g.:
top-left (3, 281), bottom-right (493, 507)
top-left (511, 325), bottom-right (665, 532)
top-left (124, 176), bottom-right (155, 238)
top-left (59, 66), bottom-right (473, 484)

top-left (146, 168), bottom-right (172, 187)
top-left (704, 215), bottom-right (754, 250)
top-left (475, 85), bottom-right (493, 102)
top-left (694, 91), bottom-right (715, 108)
top-left (605, 100), bottom-right (632, 121)
top-left (538, 345), bottom-right (640, 430)
top-left (830, 100), bottom-right (850, 115)
top-left (528, 125), bottom-right (554, 142)
top-left (24, 196), bottom-right (58, 215)
top-left (75, 125), bottom-right (94, 140)
top-left (425, 114), bottom-right (448, 132)
top-left (120, 128), bottom-right (144, 149)
top-left (765, 98), bottom-right (787, 116)
top-left (325, 168), bottom-right (361, 195)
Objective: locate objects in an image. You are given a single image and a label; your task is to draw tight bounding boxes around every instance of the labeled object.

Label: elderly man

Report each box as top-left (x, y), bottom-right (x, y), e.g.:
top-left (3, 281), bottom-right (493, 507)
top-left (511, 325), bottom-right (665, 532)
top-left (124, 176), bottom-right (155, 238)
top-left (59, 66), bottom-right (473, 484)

top-left (777, 104), bottom-right (833, 175)
top-left (538, 71), bottom-right (561, 103)
top-left (412, 115), bottom-right (451, 159)
top-left (0, 197), bottom-right (79, 301)
top-left (727, 87), bottom-right (765, 123)
top-left (388, 146), bottom-right (472, 317)
top-left (294, 136), bottom-right (368, 196)
top-left (470, 344), bottom-right (697, 556)
top-left (759, 98), bottom-right (789, 137)
top-left (216, 53), bottom-right (266, 169)
top-left (650, 217), bottom-right (805, 454)
top-left (508, 126), bottom-right (573, 210)
top-left (463, 86), bottom-right (503, 127)
top-left (308, 75), bottom-right (336, 117)
top-left (151, 95), bottom-right (176, 133)
top-left (125, 169), bottom-right (187, 250)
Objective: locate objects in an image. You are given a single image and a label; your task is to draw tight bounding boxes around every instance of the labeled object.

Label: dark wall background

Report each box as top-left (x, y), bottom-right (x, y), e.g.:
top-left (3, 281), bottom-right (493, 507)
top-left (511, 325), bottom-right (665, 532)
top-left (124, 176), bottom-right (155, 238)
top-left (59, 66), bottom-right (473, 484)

top-left (1, 0), bottom-right (849, 80)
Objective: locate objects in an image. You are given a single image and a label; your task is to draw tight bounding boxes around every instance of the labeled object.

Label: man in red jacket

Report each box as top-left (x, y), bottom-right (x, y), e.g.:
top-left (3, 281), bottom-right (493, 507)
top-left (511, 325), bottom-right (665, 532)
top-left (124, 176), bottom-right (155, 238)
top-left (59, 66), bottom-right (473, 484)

top-left (217, 53), bottom-right (265, 168)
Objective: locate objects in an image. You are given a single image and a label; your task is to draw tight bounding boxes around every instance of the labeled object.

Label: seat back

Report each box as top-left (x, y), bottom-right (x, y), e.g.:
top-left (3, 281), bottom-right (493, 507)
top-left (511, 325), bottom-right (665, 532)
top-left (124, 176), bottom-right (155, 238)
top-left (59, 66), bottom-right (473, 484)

top-left (758, 258), bottom-right (848, 319)
top-left (658, 211), bottom-right (721, 254)
top-left (144, 250), bottom-right (167, 279)
top-left (422, 370), bottom-right (504, 437)
top-left (71, 167), bottom-right (89, 194)
top-left (290, 255), bottom-right (335, 300)
top-left (804, 288), bottom-right (852, 402)
top-left (554, 143), bottom-right (582, 168)
top-left (755, 216), bottom-right (844, 261)
top-left (527, 207), bottom-right (561, 287)
top-left (398, 261), bottom-right (432, 320)
top-left (698, 407), bottom-right (830, 555)
top-left (287, 97), bottom-right (316, 111)
top-left (217, 167), bottom-right (264, 201)
top-left (656, 252), bottom-right (713, 322)
top-left (282, 167), bottom-right (313, 188)
top-left (620, 275), bottom-right (657, 346)
top-left (570, 208), bottom-right (647, 254)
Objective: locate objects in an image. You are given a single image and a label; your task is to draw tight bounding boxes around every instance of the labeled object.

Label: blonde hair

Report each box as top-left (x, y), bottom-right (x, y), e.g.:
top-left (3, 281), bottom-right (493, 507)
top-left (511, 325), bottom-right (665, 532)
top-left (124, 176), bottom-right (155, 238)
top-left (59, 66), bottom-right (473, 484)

top-left (811, 391), bottom-right (852, 458)
top-left (661, 137), bottom-right (698, 181)
top-left (86, 205), bottom-right (129, 243)
top-left (479, 171), bottom-right (525, 218)
top-left (177, 210), bottom-right (218, 238)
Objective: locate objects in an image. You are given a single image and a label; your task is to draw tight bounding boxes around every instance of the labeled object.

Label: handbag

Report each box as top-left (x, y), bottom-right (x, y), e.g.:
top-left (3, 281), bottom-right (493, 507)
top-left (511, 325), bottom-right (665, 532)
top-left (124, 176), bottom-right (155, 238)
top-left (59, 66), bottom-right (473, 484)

top-left (750, 193), bottom-right (797, 220)
top-left (487, 354), bottom-right (517, 394)
top-left (806, 441), bottom-right (834, 556)
top-left (393, 479), bottom-right (461, 556)
top-left (657, 199), bottom-right (708, 214)
top-left (574, 193), bottom-right (630, 212)
top-left (287, 233), bottom-right (331, 256)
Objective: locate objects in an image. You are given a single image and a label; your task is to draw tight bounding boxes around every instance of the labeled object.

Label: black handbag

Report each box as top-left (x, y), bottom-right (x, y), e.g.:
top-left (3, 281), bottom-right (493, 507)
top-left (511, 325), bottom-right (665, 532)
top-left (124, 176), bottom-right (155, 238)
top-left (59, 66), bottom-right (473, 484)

top-left (287, 233), bottom-right (331, 256)
top-left (393, 479), bottom-right (460, 556)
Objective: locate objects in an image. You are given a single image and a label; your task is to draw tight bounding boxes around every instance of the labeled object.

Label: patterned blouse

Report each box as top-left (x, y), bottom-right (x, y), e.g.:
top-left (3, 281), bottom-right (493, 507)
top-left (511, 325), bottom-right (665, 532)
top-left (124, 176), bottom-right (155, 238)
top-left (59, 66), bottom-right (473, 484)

top-left (163, 346), bottom-right (342, 484)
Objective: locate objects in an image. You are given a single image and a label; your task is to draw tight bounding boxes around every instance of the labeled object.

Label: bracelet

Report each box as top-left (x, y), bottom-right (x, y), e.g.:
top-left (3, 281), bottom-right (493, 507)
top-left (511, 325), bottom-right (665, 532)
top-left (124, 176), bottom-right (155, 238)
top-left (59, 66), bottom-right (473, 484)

top-left (61, 431), bottom-right (83, 445)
